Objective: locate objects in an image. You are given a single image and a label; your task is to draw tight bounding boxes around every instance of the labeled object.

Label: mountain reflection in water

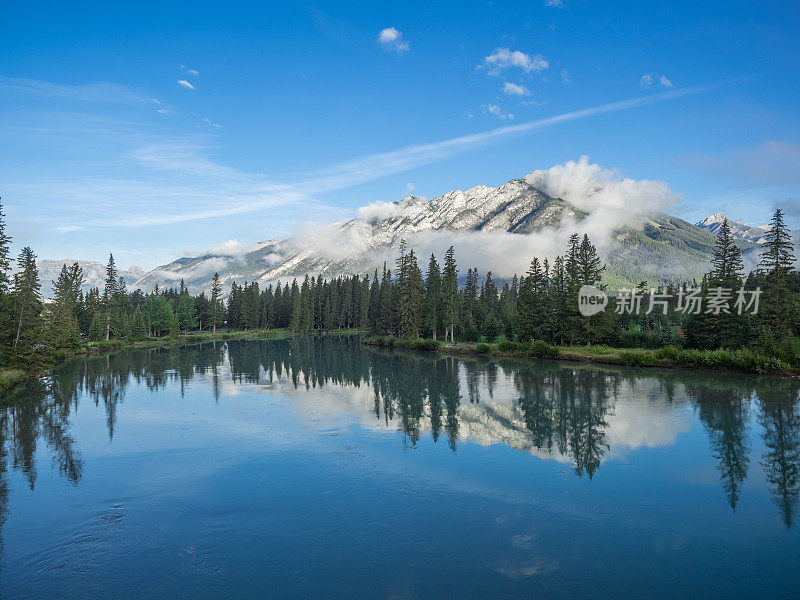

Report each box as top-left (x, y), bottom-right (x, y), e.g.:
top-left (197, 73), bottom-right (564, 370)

top-left (2, 336), bottom-right (798, 530)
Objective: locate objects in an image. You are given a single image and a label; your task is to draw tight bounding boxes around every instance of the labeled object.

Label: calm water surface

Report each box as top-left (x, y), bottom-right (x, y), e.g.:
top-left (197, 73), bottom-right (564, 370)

top-left (1, 336), bottom-right (799, 599)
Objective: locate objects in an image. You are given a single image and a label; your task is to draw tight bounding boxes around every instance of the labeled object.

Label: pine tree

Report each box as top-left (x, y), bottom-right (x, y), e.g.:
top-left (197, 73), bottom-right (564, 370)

top-left (696, 219), bottom-right (747, 348)
top-left (578, 234), bottom-right (605, 286)
top-left (441, 246), bottom-right (459, 343)
top-left (424, 254), bottom-right (442, 340)
top-left (549, 255), bottom-right (568, 344)
top-left (367, 270), bottom-right (380, 334)
top-left (176, 294), bottom-right (197, 330)
top-left (378, 264), bottom-right (393, 335)
top-left (299, 275), bottom-right (313, 332)
top-left (515, 258), bottom-right (546, 341)
top-left (46, 262), bottom-right (84, 353)
top-left (132, 306), bottom-right (147, 340)
top-left (89, 311), bottom-right (104, 341)
top-left (103, 254), bottom-right (118, 340)
top-left (710, 219), bottom-right (745, 287)
top-left (397, 248), bottom-right (424, 338)
top-left (210, 272), bottom-right (222, 333)
top-left (759, 209), bottom-right (798, 339)
top-left (0, 199), bottom-right (12, 294)
top-left (12, 247), bottom-right (42, 359)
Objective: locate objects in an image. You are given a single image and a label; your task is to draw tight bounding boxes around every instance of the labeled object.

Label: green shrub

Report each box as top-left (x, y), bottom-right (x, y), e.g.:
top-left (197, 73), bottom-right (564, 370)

top-left (529, 340), bottom-right (559, 359)
top-left (620, 350), bottom-right (657, 367)
top-left (657, 345), bottom-right (681, 361)
top-left (475, 343), bottom-right (491, 354)
top-left (497, 340), bottom-right (527, 353)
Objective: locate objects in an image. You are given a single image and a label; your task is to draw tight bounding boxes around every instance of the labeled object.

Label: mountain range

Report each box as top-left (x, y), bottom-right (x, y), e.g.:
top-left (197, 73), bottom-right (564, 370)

top-left (34, 171), bottom-right (792, 297)
top-left (33, 260), bottom-right (145, 299)
top-left (130, 173), bottom-right (768, 294)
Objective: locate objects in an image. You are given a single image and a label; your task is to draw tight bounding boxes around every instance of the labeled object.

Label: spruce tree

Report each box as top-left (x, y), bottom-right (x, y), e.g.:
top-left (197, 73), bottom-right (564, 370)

top-left (378, 263), bottom-right (393, 335)
top-left (177, 294), bottom-right (198, 330)
top-left (367, 270), bottom-right (380, 334)
top-left (12, 247), bottom-right (42, 359)
top-left (578, 234), bottom-right (605, 286)
top-left (0, 199), bottom-right (12, 294)
top-left (210, 272), bottom-right (222, 333)
top-left (697, 219), bottom-right (747, 348)
top-left (441, 246), bottom-right (459, 343)
top-left (424, 254), bottom-right (442, 340)
top-left (103, 254), bottom-right (118, 340)
top-left (759, 209), bottom-right (798, 339)
top-left (397, 249), bottom-right (423, 338)
top-left (710, 219), bottom-right (745, 287)
top-left (46, 262), bottom-right (84, 353)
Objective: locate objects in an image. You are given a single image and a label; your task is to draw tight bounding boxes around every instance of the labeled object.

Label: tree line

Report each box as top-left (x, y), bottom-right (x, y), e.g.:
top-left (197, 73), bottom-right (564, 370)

top-left (0, 197), bottom-right (797, 369)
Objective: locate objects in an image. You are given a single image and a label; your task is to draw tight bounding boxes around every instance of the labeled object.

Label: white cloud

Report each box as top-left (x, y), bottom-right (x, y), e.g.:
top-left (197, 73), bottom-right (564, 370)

top-left (378, 27), bottom-right (409, 52)
top-left (640, 73), bottom-right (673, 88)
top-left (202, 117), bottom-right (222, 128)
top-left (561, 69), bottom-right (571, 84)
top-left (406, 182), bottom-right (416, 192)
top-left (484, 103), bottom-right (514, 119)
top-left (203, 239), bottom-right (249, 256)
top-left (482, 48), bottom-right (548, 75)
top-left (545, 0), bottom-right (563, 6)
top-left (293, 157), bottom-right (680, 279)
top-left (180, 64), bottom-right (199, 76)
top-left (355, 200), bottom-right (406, 224)
top-left (54, 225), bottom-right (84, 233)
top-left (503, 82), bottom-right (530, 96)
top-left (177, 80), bottom-right (196, 90)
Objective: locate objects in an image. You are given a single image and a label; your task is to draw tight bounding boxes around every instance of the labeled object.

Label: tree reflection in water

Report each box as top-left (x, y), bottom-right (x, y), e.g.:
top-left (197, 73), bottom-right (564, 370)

top-left (0, 335), bottom-right (798, 533)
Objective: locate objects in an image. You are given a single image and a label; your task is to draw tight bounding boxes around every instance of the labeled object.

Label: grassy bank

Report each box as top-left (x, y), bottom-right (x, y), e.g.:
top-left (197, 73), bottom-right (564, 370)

top-left (362, 336), bottom-right (792, 375)
top-left (81, 327), bottom-right (293, 355)
top-left (0, 369), bottom-right (26, 393)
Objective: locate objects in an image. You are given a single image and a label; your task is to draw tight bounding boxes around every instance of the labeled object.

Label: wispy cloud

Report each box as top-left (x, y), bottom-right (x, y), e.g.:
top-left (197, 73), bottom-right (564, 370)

top-left (7, 84), bottom-right (717, 229)
top-left (503, 82), bottom-right (530, 96)
top-left (545, 0), bottom-right (563, 6)
top-left (481, 48), bottom-right (548, 75)
top-left (54, 225), bottom-right (85, 233)
top-left (377, 27), bottom-right (409, 52)
top-left (180, 64), bottom-right (199, 76)
top-left (177, 80), bottom-right (196, 90)
top-left (484, 103), bottom-right (514, 119)
top-left (0, 76), bottom-right (172, 114)
top-left (291, 84), bottom-right (716, 198)
top-left (561, 69), bottom-right (571, 84)
top-left (640, 73), bottom-right (673, 88)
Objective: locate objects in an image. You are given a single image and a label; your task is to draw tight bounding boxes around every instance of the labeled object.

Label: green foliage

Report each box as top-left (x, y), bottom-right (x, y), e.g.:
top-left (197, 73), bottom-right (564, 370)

top-left (475, 343), bottom-right (491, 354)
top-left (497, 340), bottom-right (528, 353)
top-left (0, 368), bottom-right (25, 393)
top-left (176, 294), bottom-right (198, 330)
top-left (529, 340), bottom-right (559, 359)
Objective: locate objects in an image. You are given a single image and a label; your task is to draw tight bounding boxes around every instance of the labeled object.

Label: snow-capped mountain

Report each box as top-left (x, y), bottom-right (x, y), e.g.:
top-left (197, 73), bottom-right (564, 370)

top-left (132, 171), bottom-right (762, 294)
top-left (695, 212), bottom-right (772, 244)
top-left (33, 259), bottom-right (145, 299)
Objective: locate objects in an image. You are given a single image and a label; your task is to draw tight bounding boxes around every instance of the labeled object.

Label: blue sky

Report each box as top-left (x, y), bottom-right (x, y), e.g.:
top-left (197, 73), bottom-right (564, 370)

top-left (1, 0), bottom-right (799, 270)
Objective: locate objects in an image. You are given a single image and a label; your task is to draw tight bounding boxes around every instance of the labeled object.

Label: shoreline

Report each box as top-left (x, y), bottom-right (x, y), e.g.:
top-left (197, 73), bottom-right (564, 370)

top-left (361, 336), bottom-right (797, 377)
top-left (0, 328), bottom-right (366, 395)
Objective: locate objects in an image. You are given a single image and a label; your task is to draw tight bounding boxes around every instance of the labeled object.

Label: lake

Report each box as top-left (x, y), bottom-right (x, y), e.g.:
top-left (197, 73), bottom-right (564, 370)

top-left (1, 335), bottom-right (798, 599)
